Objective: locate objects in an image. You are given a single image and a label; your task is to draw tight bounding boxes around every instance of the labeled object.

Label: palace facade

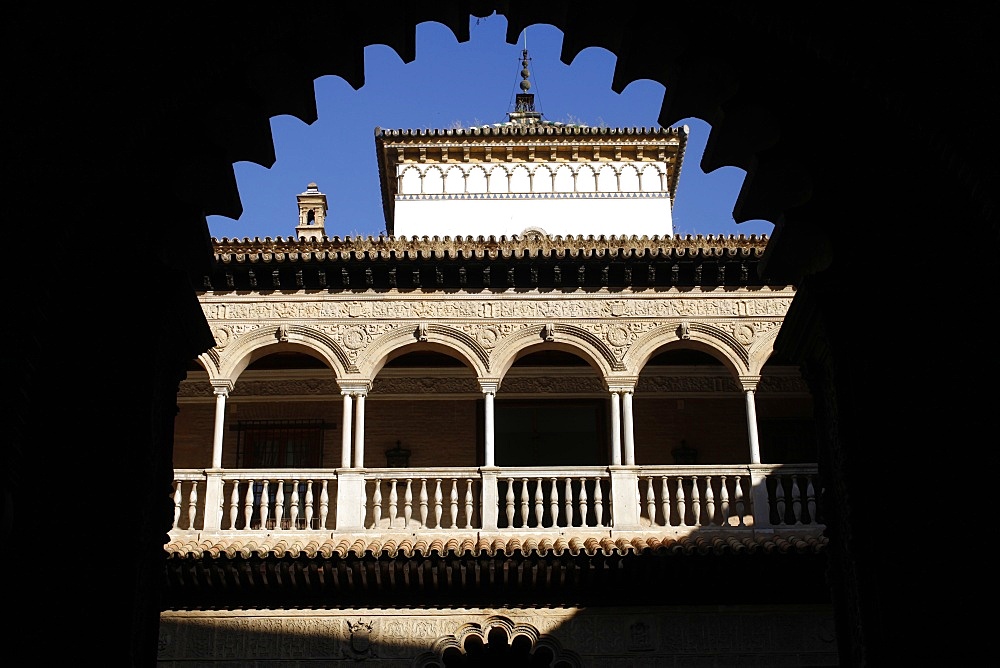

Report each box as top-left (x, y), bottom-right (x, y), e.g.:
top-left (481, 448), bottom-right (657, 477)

top-left (160, 62), bottom-right (833, 665)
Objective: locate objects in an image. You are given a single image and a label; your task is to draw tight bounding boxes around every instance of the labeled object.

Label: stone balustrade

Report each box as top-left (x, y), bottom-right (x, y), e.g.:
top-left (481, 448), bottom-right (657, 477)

top-left (169, 464), bottom-right (822, 538)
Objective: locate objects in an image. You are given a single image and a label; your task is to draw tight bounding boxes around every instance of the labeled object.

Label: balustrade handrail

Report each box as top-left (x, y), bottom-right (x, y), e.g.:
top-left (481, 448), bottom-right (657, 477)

top-left (363, 467), bottom-right (481, 479)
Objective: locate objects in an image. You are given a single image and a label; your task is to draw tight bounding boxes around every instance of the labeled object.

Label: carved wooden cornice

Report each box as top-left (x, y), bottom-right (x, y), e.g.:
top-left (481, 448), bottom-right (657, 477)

top-left (204, 235), bottom-right (774, 293)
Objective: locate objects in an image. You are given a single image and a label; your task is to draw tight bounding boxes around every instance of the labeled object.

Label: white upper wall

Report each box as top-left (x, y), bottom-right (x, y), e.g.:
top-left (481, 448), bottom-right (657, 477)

top-left (392, 160), bottom-right (674, 238)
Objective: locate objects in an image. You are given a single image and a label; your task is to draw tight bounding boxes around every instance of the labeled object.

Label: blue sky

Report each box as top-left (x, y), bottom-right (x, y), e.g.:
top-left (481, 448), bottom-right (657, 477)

top-left (208, 14), bottom-right (772, 241)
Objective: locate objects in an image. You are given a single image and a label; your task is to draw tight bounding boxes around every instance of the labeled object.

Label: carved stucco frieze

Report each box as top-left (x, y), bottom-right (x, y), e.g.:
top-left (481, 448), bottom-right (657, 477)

top-left (715, 320), bottom-right (782, 345)
top-left (457, 322), bottom-right (529, 349)
top-left (637, 375), bottom-right (742, 393)
top-left (159, 607), bottom-right (835, 662)
top-left (578, 321), bottom-right (660, 359)
top-left (199, 295), bottom-right (791, 371)
top-left (318, 323), bottom-right (395, 362)
top-left (371, 376), bottom-right (481, 394)
top-left (758, 374), bottom-right (811, 393)
top-left (201, 295), bottom-right (792, 325)
top-left (499, 375), bottom-right (606, 394)
top-left (230, 378), bottom-right (341, 397)
top-left (177, 381), bottom-right (214, 398)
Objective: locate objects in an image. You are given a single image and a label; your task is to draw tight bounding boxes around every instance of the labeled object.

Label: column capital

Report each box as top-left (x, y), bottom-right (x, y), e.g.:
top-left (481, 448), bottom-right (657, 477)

top-left (606, 377), bottom-right (638, 394)
top-left (210, 379), bottom-right (234, 396)
top-left (739, 375), bottom-right (762, 392)
top-left (337, 379), bottom-right (372, 395)
top-left (478, 378), bottom-right (501, 394)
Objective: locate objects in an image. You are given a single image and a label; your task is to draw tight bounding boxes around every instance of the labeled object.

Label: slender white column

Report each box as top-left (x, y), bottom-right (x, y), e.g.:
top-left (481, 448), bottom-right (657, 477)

top-left (210, 385), bottom-right (229, 469)
top-left (610, 391), bottom-right (622, 466)
top-left (484, 390), bottom-right (495, 467)
top-left (745, 389), bottom-right (761, 464)
top-left (353, 393), bottom-right (366, 468)
top-left (341, 393), bottom-right (353, 468)
top-left (622, 390), bottom-right (635, 466)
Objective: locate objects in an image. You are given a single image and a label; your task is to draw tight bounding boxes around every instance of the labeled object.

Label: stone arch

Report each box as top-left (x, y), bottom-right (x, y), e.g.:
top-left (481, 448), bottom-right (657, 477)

top-left (217, 324), bottom-right (347, 381)
top-left (466, 165), bottom-right (488, 193)
top-left (619, 163), bottom-right (640, 191)
top-left (532, 164), bottom-right (554, 192)
top-left (509, 164), bottom-right (530, 193)
top-left (623, 321), bottom-right (751, 379)
top-left (639, 164), bottom-right (664, 192)
top-left (487, 165), bottom-right (509, 193)
top-left (443, 165), bottom-right (465, 194)
top-left (422, 165), bottom-right (445, 194)
top-left (415, 616), bottom-right (581, 668)
top-left (16, 7), bottom-right (996, 666)
top-left (195, 348), bottom-right (222, 380)
top-left (354, 323), bottom-right (490, 379)
top-left (747, 325), bottom-right (782, 376)
top-left (596, 163), bottom-right (618, 192)
top-left (575, 165), bottom-right (597, 192)
top-left (553, 164), bottom-right (574, 192)
top-left (399, 165), bottom-right (422, 196)
top-left (490, 324), bottom-right (619, 381)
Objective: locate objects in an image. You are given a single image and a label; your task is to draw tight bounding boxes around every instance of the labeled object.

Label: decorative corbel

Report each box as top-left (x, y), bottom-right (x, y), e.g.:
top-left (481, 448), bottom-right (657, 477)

top-left (416, 322), bottom-right (429, 342)
top-left (678, 321), bottom-right (691, 340)
top-left (276, 324), bottom-right (289, 342)
top-left (543, 323), bottom-right (555, 342)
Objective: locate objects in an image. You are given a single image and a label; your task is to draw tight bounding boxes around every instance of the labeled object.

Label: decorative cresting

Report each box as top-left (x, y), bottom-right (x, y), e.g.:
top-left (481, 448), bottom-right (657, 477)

top-left (210, 233), bottom-right (768, 255)
top-left (415, 616), bottom-right (581, 668)
top-left (356, 321), bottom-right (491, 378)
top-left (215, 323), bottom-right (349, 380)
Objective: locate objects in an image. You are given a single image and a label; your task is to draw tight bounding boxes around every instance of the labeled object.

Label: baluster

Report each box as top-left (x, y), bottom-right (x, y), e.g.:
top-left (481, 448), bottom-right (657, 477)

top-left (243, 480), bottom-right (255, 530)
top-left (661, 476), bottom-right (671, 527)
top-left (259, 480), bottom-right (271, 529)
top-left (533, 479), bottom-right (544, 527)
top-left (690, 476), bottom-right (701, 526)
top-left (538, 476), bottom-right (559, 527)
top-left (505, 478), bottom-right (515, 527)
top-left (229, 480), bottom-right (239, 530)
top-left (187, 481), bottom-right (198, 530)
top-left (791, 475), bottom-right (803, 525)
top-left (594, 478), bottom-right (604, 527)
top-left (464, 479), bottom-right (474, 529)
top-left (304, 480), bottom-right (314, 529)
top-left (388, 479), bottom-right (398, 529)
top-left (806, 474), bottom-right (817, 524)
top-left (370, 478), bottom-right (383, 529)
top-left (775, 476), bottom-right (787, 525)
top-left (578, 477), bottom-right (588, 527)
top-left (172, 481), bottom-right (182, 529)
top-left (520, 478), bottom-right (530, 527)
top-left (564, 478), bottom-right (573, 528)
top-left (448, 479), bottom-right (457, 529)
top-left (418, 478), bottom-right (429, 528)
top-left (676, 476), bottom-right (688, 526)
top-left (734, 476), bottom-right (746, 527)
top-left (705, 477), bottom-right (716, 526)
top-left (289, 480), bottom-right (300, 529)
top-left (433, 478), bottom-right (443, 529)
top-left (404, 478), bottom-right (413, 528)
top-left (719, 475), bottom-right (731, 527)
top-left (319, 480), bottom-right (329, 530)
top-left (645, 476), bottom-right (656, 526)
top-left (274, 480), bottom-right (285, 529)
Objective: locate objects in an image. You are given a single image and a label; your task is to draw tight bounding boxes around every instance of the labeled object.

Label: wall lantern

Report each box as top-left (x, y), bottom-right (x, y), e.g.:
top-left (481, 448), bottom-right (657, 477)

top-left (385, 440), bottom-right (411, 468)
